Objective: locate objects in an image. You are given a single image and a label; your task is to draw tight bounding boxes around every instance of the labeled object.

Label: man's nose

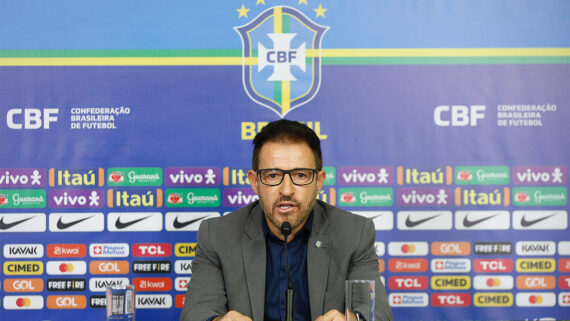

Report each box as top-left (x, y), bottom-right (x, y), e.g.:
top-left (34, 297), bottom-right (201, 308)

top-left (278, 173), bottom-right (295, 195)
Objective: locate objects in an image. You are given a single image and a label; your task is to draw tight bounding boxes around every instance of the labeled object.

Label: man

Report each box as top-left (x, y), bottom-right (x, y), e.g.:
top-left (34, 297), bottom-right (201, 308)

top-left (180, 120), bottom-right (392, 321)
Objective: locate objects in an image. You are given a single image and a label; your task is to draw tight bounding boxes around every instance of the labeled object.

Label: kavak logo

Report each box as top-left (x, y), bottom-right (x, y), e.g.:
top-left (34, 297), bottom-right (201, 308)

top-left (165, 212), bottom-right (219, 231)
top-left (513, 210), bottom-right (567, 230)
top-left (397, 211), bottom-right (452, 230)
top-left (175, 260), bottom-right (193, 274)
top-left (352, 211), bottom-right (394, 231)
top-left (516, 241), bottom-right (556, 256)
top-left (107, 212), bottom-right (163, 232)
top-left (89, 277), bottom-right (129, 292)
top-left (3, 244), bottom-right (44, 258)
top-left (0, 213), bottom-right (46, 232)
top-left (49, 212), bottom-right (104, 232)
top-left (235, 6), bottom-right (328, 117)
top-left (455, 211), bottom-right (510, 230)
top-left (136, 294), bottom-right (173, 309)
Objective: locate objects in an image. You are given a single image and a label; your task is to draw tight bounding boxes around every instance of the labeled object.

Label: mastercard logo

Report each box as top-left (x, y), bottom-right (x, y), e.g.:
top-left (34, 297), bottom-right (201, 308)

top-left (528, 295), bottom-right (543, 304)
top-left (16, 297), bottom-right (32, 307)
top-left (401, 244), bottom-right (416, 254)
top-left (59, 263), bottom-right (74, 273)
top-left (486, 278), bottom-right (501, 287)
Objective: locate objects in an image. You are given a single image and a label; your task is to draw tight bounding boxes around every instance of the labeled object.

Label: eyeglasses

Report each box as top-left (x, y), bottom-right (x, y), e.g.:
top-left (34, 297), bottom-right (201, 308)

top-left (256, 168), bottom-right (319, 186)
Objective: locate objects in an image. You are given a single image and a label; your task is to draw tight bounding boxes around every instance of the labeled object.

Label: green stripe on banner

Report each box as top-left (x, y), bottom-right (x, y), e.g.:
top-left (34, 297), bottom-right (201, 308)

top-left (0, 49), bottom-right (242, 58)
top-left (274, 81), bottom-right (282, 104)
top-left (283, 14), bottom-right (290, 33)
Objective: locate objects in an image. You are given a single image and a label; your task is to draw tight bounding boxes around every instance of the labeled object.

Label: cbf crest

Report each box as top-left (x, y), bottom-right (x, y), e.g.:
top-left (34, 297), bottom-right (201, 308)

top-left (235, 6), bottom-right (328, 118)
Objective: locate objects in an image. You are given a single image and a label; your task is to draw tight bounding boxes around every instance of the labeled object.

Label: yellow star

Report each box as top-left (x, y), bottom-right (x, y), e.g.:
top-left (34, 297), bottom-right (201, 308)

top-left (236, 4), bottom-right (250, 18)
top-left (314, 4), bottom-right (327, 18)
top-left (256, 0), bottom-right (266, 5)
top-left (298, 0), bottom-right (308, 5)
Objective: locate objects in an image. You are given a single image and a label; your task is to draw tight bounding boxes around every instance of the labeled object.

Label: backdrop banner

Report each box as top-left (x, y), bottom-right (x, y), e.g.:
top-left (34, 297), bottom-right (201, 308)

top-left (1, 1), bottom-right (569, 320)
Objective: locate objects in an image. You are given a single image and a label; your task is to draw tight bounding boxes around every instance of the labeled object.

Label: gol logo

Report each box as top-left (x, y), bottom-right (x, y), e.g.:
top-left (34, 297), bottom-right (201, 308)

top-left (431, 242), bottom-right (470, 256)
top-left (47, 295), bottom-right (87, 309)
top-left (4, 278), bottom-right (44, 292)
top-left (89, 261), bottom-right (129, 274)
top-left (133, 243), bottom-right (172, 257)
top-left (133, 277), bottom-right (172, 291)
top-left (175, 294), bottom-right (186, 309)
top-left (517, 276), bottom-right (555, 289)
top-left (431, 293), bottom-right (471, 307)
top-left (47, 244), bottom-right (86, 258)
top-left (388, 259), bottom-right (428, 272)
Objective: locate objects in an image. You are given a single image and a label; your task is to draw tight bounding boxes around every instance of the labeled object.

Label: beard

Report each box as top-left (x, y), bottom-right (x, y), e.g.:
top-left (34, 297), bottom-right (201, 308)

top-left (259, 191), bottom-right (318, 233)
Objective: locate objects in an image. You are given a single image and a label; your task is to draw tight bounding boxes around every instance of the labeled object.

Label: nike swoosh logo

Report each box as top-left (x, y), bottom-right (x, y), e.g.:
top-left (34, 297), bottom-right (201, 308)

top-left (173, 215), bottom-right (210, 229)
top-left (463, 213), bottom-right (499, 227)
top-left (56, 215), bottom-right (94, 230)
top-left (405, 214), bottom-right (440, 228)
top-left (521, 213), bottom-right (557, 227)
top-left (0, 216), bottom-right (35, 230)
top-left (115, 215), bottom-right (151, 229)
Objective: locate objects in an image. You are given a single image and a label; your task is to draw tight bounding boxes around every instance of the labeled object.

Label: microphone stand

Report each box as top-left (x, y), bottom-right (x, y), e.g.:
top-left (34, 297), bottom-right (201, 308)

top-left (281, 222), bottom-right (295, 321)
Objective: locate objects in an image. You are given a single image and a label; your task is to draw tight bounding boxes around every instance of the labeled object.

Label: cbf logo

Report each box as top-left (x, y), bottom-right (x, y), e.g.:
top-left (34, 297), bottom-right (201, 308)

top-left (235, 6), bottom-right (328, 117)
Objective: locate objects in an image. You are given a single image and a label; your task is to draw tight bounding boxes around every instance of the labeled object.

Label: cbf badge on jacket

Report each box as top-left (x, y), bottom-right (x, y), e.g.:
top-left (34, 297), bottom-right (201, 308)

top-left (235, 6), bottom-right (328, 118)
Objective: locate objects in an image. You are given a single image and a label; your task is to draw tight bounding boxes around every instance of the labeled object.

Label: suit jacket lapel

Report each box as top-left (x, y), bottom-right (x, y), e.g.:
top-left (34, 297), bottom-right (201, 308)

top-left (307, 202), bottom-right (331, 320)
top-left (242, 203), bottom-right (266, 321)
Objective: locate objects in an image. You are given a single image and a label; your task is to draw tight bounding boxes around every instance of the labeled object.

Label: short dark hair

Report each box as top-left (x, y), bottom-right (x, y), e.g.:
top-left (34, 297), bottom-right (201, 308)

top-left (252, 119), bottom-right (322, 170)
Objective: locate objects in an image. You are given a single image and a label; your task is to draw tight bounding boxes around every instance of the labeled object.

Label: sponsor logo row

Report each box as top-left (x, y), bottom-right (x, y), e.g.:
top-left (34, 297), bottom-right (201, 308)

top-left (375, 241), bottom-right (570, 257)
top-left (389, 292), bottom-right (570, 307)
top-left (1, 276), bottom-right (191, 293)
top-left (1, 187), bottom-right (567, 208)
top-left (2, 210), bottom-right (567, 233)
top-left (384, 275), bottom-right (570, 290)
top-left (2, 243), bottom-right (196, 258)
top-left (2, 294), bottom-right (177, 310)
top-left (1, 166), bottom-right (566, 187)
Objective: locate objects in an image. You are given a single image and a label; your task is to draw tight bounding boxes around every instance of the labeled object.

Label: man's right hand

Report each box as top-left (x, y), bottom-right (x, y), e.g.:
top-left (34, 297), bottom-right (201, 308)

top-left (213, 311), bottom-right (252, 321)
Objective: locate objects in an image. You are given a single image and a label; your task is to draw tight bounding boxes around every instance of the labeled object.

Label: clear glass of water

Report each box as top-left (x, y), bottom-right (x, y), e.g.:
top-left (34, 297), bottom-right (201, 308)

top-left (345, 280), bottom-right (375, 321)
top-left (106, 285), bottom-right (135, 321)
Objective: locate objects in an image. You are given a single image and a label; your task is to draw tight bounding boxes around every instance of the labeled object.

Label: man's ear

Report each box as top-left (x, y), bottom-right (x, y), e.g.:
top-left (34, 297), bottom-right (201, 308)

top-left (316, 170), bottom-right (326, 190)
top-left (248, 170), bottom-right (259, 194)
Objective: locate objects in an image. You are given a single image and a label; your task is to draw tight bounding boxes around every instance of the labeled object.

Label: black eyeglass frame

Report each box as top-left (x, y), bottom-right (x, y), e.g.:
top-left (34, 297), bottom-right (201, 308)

top-left (255, 168), bottom-right (320, 186)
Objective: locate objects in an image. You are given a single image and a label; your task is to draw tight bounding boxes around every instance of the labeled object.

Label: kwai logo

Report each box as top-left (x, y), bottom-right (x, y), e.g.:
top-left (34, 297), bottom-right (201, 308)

top-left (512, 166), bottom-right (567, 185)
top-left (107, 168), bottom-right (162, 186)
top-left (455, 166), bottom-right (509, 185)
top-left (338, 167), bottom-right (392, 186)
top-left (167, 167), bottom-right (219, 186)
top-left (235, 5), bottom-right (328, 117)
top-left (0, 169), bottom-right (45, 187)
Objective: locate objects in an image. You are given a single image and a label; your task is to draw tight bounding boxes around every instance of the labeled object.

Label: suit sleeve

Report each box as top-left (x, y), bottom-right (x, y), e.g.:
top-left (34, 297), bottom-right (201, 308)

top-left (346, 218), bottom-right (393, 321)
top-left (179, 219), bottom-right (228, 321)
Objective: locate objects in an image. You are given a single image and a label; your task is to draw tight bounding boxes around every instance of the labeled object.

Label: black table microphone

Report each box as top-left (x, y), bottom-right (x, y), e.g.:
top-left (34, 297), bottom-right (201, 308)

top-left (280, 222), bottom-right (295, 321)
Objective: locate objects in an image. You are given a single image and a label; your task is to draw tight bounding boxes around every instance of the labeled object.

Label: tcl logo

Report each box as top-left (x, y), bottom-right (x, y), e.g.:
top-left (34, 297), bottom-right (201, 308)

top-left (431, 242), bottom-right (470, 256)
top-left (3, 279), bottom-right (44, 292)
top-left (89, 261), bottom-right (129, 274)
top-left (474, 259), bottom-right (513, 272)
top-left (133, 243), bottom-right (172, 257)
top-left (388, 276), bottom-right (428, 290)
top-left (6, 108), bottom-right (59, 129)
top-left (431, 293), bottom-right (471, 307)
top-left (46, 295), bottom-right (87, 309)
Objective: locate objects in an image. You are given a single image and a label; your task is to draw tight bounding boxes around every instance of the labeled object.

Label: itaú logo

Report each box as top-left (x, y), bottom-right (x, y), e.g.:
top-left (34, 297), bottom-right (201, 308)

top-left (47, 295), bottom-right (87, 309)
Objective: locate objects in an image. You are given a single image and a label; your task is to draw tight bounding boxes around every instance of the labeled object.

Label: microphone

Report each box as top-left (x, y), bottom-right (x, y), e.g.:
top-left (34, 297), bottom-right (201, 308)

top-left (281, 222), bottom-right (295, 321)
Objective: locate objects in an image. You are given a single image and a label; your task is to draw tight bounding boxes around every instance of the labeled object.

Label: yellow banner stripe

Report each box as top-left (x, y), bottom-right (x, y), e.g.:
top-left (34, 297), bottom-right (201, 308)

top-left (274, 7), bottom-right (282, 34)
top-left (281, 81), bottom-right (290, 115)
top-left (0, 48), bottom-right (568, 66)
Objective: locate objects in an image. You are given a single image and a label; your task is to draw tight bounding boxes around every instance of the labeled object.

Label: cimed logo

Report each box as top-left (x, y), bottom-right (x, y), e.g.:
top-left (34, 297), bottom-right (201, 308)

top-left (235, 6), bottom-right (328, 117)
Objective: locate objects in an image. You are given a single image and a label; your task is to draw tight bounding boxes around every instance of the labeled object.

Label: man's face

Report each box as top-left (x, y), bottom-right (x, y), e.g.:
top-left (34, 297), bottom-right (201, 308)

top-left (248, 141), bottom-right (326, 238)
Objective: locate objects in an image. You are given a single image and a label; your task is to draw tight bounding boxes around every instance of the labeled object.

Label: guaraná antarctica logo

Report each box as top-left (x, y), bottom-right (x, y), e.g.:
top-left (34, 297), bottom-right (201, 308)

top-left (235, 5), bottom-right (328, 118)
